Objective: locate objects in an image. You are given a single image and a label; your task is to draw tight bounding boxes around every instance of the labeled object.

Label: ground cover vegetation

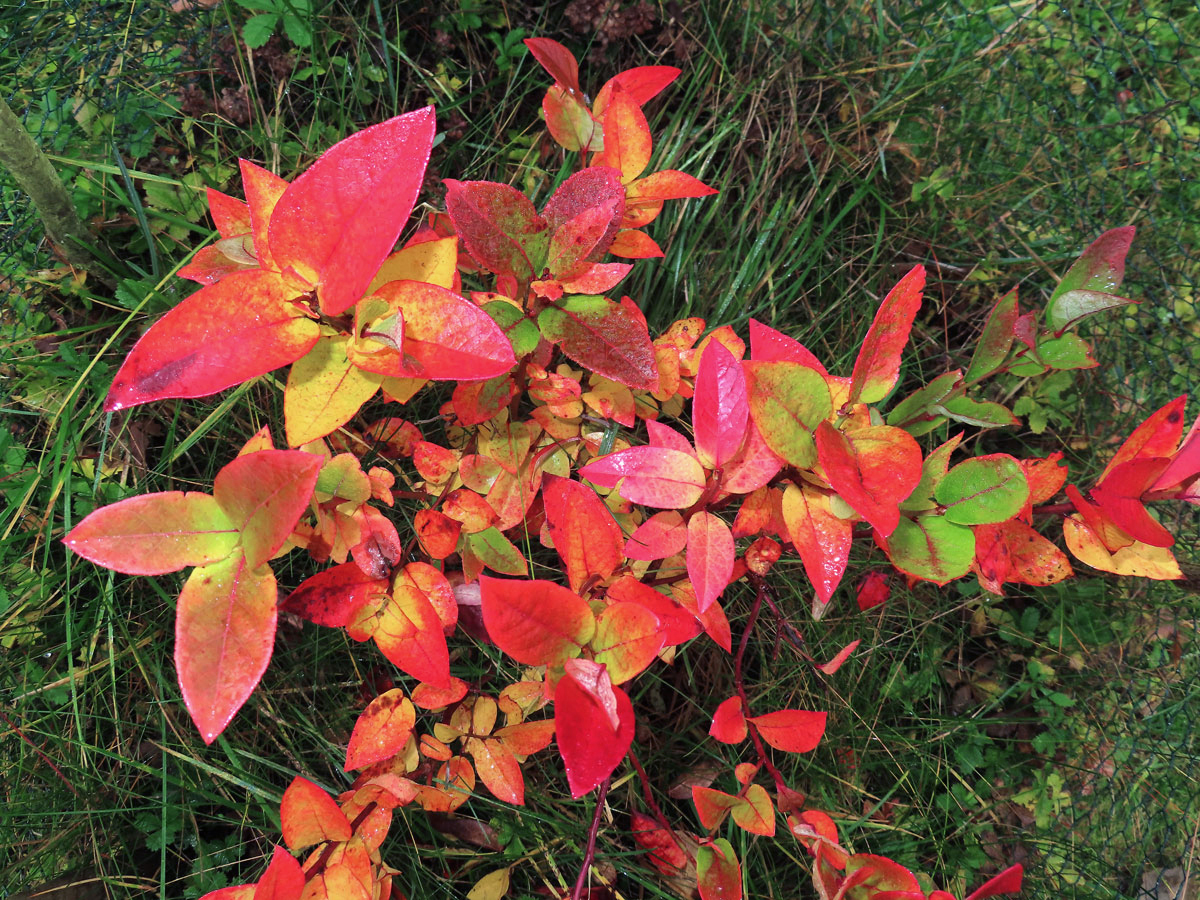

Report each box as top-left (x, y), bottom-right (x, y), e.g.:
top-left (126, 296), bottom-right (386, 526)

top-left (2, 2), bottom-right (1197, 899)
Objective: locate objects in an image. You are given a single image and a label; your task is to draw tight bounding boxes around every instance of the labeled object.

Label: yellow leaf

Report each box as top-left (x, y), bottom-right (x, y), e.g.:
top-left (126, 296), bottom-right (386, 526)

top-left (1063, 516), bottom-right (1182, 580)
top-left (467, 868), bottom-right (511, 900)
top-left (367, 235), bottom-right (459, 294)
top-left (285, 335), bottom-right (382, 446)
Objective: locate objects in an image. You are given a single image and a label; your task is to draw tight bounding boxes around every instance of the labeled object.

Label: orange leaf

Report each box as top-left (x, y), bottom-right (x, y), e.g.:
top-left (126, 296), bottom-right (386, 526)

top-left (414, 509), bottom-right (461, 559)
top-left (344, 689), bottom-right (416, 771)
top-left (280, 776), bottom-right (352, 850)
top-left (848, 264), bottom-right (925, 405)
top-left (815, 421), bottom-right (921, 537)
top-left (543, 475), bottom-right (624, 593)
top-left (206, 186), bottom-right (252, 239)
top-left (973, 520), bottom-right (1072, 594)
top-left (692, 786), bottom-right (739, 830)
top-left (466, 737), bottom-right (525, 805)
top-left (709, 696), bottom-right (747, 744)
top-left (592, 602), bottom-right (663, 684)
top-left (747, 709), bottom-right (827, 754)
top-left (816, 640), bottom-right (860, 675)
top-left (781, 482), bottom-right (851, 605)
top-left (479, 576), bottom-right (595, 666)
top-left (175, 553), bottom-right (277, 743)
top-left (373, 585), bottom-right (452, 687)
top-left (593, 85), bottom-right (652, 183)
top-left (239, 160), bottom-right (288, 273)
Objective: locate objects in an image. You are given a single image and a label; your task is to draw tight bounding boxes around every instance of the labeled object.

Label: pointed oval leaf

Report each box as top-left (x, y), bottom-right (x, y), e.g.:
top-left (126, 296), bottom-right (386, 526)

top-left (213, 449), bottom-right (322, 571)
top-left (581, 446), bottom-right (706, 509)
top-left (848, 265), bottom-right (925, 404)
top-left (747, 709), bottom-right (827, 754)
top-left (543, 84), bottom-right (603, 153)
top-left (1063, 516), bottom-right (1181, 580)
top-left (467, 737), bottom-right (525, 806)
top-left (537, 295), bottom-right (658, 391)
top-left (625, 510), bottom-right (689, 560)
top-left (694, 339), bottom-right (749, 470)
top-left (555, 673), bottom-right (634, 797)
top-left (282, 561), bottom-right (388, 627)
top-left (696, 839), bottom-right (742, 900)
top-left (479, 576), bottom-right (596, 666)
top-left (285, 335), bottom-right (381, 446)
top-left (747, 319), bottom-right (826, 373)
top-left (374, 585), bottom-right (452, 686)
top-left (973, 520), bottom-right (1072, 594)
top-left (1046, 226), bottom-right (1135, 327)
top-left (593, 86), bottom-right (652, 183)
top-left (731, 784), bottom-right (775, 837)
top-left (63, 492), bottom-right (238, 575)
top-left (815, 421), bottom-right (922, 537)
top-left (444, 180), bottom-right (545, 281)
top-left (104, 271), bottom-right (319, 412)
top-left (964, 864), bottom-right (1024, 900)
top-left (594, 66), bottom-right (681, 112)
top-left (523, 37), bottom-right (581, 94)
top-left (709, 695), bottom-right (747, 744)
top-left (882, 515), bottom-right (975, 584)
top-left (743, 360), bottom-right (832, 468)
top-left (592, 602), bottom-right (663, 684)
top-left (935, 454), bottom-right (1029, 525)
top-left (280, 775), bottom-right (353, 850)
top-left (542, 475), bottom-right (624, 593)
top-left (687, 511), bottom-right (734, 614)
top-left (692, 786), bottom-right (739, 829)
top-left (1100, 395), bottom-right (1186, 483)
top-left (239, 160), bottom-right (289, 273)
top-left (781, 482), bottom-right (851, 606)
top-left (206, 187), bottom-right (252, 239)
top-left (253, 846), bottom-right (305, 900)
top-left (175, 554), bottom-right (277, 743)
top-left (965, 288), bottom-right (1018, 383)
top-left (269, 108), bottom-right (436, 315)
top-left (345, 688), bottom-right (417, 771)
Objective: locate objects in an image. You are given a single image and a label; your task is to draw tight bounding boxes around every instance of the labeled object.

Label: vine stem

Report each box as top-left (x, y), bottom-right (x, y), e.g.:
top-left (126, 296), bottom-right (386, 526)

top-left (571, 775), bottom-right (611, 900)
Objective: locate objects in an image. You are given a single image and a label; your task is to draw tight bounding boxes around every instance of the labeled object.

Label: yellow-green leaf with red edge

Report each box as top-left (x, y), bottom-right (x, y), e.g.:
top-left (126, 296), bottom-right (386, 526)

top-left (692, 786), bottom-right (739, 829)
top-left (592, 602), bottom-right (663, 684)
top-left (815, 421), bottom-right (921, 537)
top-left (466, 736), bottom-right (525, 805)
top-left (841, 854), bottom-right (922, 899)
top-left (709, 695), bottom-right (747, 744)
top-left (965, 288), bottom-right (1019, 383)
top-left (935, 454), bottom-right (1029, 526)
top-left (344, 688), bottom-right (416, 771)
top-left (284, 334), bottom-right (381, 447)
top-left (555, 666), bottom-right (635, 797)
top-left (543, 84), bottom-right (603, 152)
top-left (1063, 515), bottom-right (1181, 580)
top-left (848, 264), bottom-right (925, 405)
top-left (696, 839), bottom-right (742, 900)
top-left (593, 85), bottom-right (651, 183)
top-left (747, 709), bottom-right (827, 754)
top-left (364, 281), bottom-right (517, 381)
top-left (781, 482), bottom-right (851, 606)
top-left (687, 511), bottom-right (734, 614)
top-left (239, 160), bottom-right (288, 273)
top-left (373, 585), bottom-right (452, 687)
top-left (972, 520), bottom-right (1073, 595)
top-left (281, 561), bottom-right (388, 627)
top-left (280, 776), bottom-right (353, 850)
top-left (251, 845), bottom-right (305, 900)
top-left (175, 553), bottom-right (277, 743)
top-left (213, 449), bottom-right (322, 571)
top-left (462, 527), bottom-right (528, 580)
top-left (479, 575), bottom-right (596, 667)
top-left (743, 360), bottom-right (832, 468)
top-left (581, 446), bottom-right (705, 509)
top-left (693, 339), bottom-right (749, 470)
top-left (542, 475), bottom-right (624, 593)
top-left (1098, 394), bottom-right (1186, 483)
top-left (63, 492), bottom-right (238, 576)
top-left (104, 270), bottom-right (320, 412)
top-left (537, 295), bottom-right (658, 391)
top-left (443, 180), bottom-right (547, 281)
top-left (731, 784), bottom-right (775, 837)
top-left (881, 515), bottom-right (975, 584)
top-left (395, 561), bottom-right (458, 633)
top-left (268, 108), bottom-right (435, 316)
top-left (1046, 226), bottom-right (1136, 332)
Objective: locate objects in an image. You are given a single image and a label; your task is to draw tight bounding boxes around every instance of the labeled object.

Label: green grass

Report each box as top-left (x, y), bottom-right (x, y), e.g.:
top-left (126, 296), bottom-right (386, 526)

top-left (3, 1), bottom-right (1199, 898)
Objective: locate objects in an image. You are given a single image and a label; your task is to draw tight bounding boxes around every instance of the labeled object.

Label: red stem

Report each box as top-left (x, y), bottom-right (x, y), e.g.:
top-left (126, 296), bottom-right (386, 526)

top-left (571, 775), bottom-right (611, 900)
top-left (736, 580), bottom-right (788, 793)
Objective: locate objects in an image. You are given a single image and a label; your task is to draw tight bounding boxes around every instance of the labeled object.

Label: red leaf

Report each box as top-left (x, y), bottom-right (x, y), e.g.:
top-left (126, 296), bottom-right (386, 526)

top-left (443, 180), bottom-right (545, 281)
top-left (720, 420), bottom-right (784, 495)
top-left (696, 839), bottom-right (742, 900)
top-left (252, 846), bottom-right (304, 900)
top-left (561, 262), bottom-right (633, 294)
top-left (479, 576), bottom-right (596, 666)
top-left (345, 688), bottom-right (416, 771)
top-left (816, 640), bottom-right (860, 675)
top-left (608, 228), bottom-right (663, 258)
top-left (624, 510), bottom-right (689, 560)
top-left (687, 511), bottom-right (734, 613)
top-left (594, 66), bottom-right (680, 113)
top-left (104, 271), bottom-right (319, 412)
top-left (848, 264), bottom-right (925, 405)
top-left (627, 169), bottom-right (718, 202)
top-left (542, 475), bottom-right (624, 593)
top-left (605, 576), bottom-right (700, 647)
top-left (543, 167), bottom-right (626, 277)
top-left (855, 571), bottom-right (890, 611)
top-left (781, 482), bottom-right (851, 605)
top-left (524, 37), bottom-right (581, 94)
top-left (63, 492), bottom-right (238, 575)
top-left (645, 418), bottom-right (697, 455)
top-left (747, 709), bottom-right (827, 754)
top-left (280, 775), bottom-right (353, 850)
top-left (693, 339), bottom-right (749, 469)
top-left (213, 450), bottom-right (322, 571)
top-left (555, 669), bottom-right (634, 797)
top-left (815, 421), bottom-right (921, 537)
top-left (373, 585), bottom-right (452, 686)
top-left (206, 187), bottom-right (251, 238)
top-left (580, 446), bottom-right (706, 509)
top-left (964, 864), bottom-right (1023, 900)
top-left (269, 108), bottom-right (436, 315)
top-left (1099, 395), bottom-right (1186, 483)
top-left (414, 509), bottom-right (461, 559)
top-left (747, 318), bottom-right (826, 373)
top-left (537, 294), bottom-right (658, 391)
top-left (709, 695), bottom-right (747, 744)
top-left (283, 561), bottom-right (388, 627)
top-left (175, 554), bottom-right (277, 743)
top-left (631, 812), bottom-right (692, 875)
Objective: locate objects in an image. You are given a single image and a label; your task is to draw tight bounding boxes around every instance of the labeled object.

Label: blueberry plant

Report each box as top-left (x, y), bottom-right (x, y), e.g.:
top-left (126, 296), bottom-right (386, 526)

top-left (63, 37), bottom-right (1197, 900)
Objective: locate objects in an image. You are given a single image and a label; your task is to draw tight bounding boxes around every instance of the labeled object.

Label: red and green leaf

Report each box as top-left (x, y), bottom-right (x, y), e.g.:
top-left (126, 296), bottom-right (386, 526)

top-left (781, 482), bottom-right (851, 606)
top-left (696, 839), bottom-right (742, 900)
top-left (935, 454), bottom-right (1029, 525)
top-left (848, 265), bottom-right (925, 405)
top-left (879, 515), bottom-right (975, 584)
top-left (815, 421), bottom-right (921, 537)
top-left (1046, 226), bottom-right (1136, 332)
top-left (63, 492), bottom-right (238, 576)
top-left (538, 295), bottom-right (658, 391)
top-left (443, 180), bottom-right (547, 281)
top-left (592, 602), bottom-right (663, 684)
top-left (175, 553), bottom-right (278, 743)
top-left (744, 360), bottom-right (832, 468)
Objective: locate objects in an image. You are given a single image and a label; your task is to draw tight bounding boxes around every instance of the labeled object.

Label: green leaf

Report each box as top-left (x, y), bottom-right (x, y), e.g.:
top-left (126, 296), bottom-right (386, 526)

top-left (935, 395), bottom-right (1019, 428)
top-left (965, 288), bottom-right (1018, 382)
top-left (743, 361), bottom-right (832, 468)
top-left (1037, 333), bottom-right (1097, 370)
top-left (484, 301), bottom-right (541, 358)
top-left (242, 13), bottom-right (279, 49)
top-left (935, 454), bottom-right (1029, 525)
top-left (1046, 289), bottom-right (1137, 333)
top-left (1046, 226), bottom-right (1135, 332)
top-left (884, 515), bottom-right (975, 583)
top-left (886, 370), bottom-right (961, 434)
top-left (281, 12), bottom-right (313, 47)
top-left (900, 432), bottom-right (963, 513)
